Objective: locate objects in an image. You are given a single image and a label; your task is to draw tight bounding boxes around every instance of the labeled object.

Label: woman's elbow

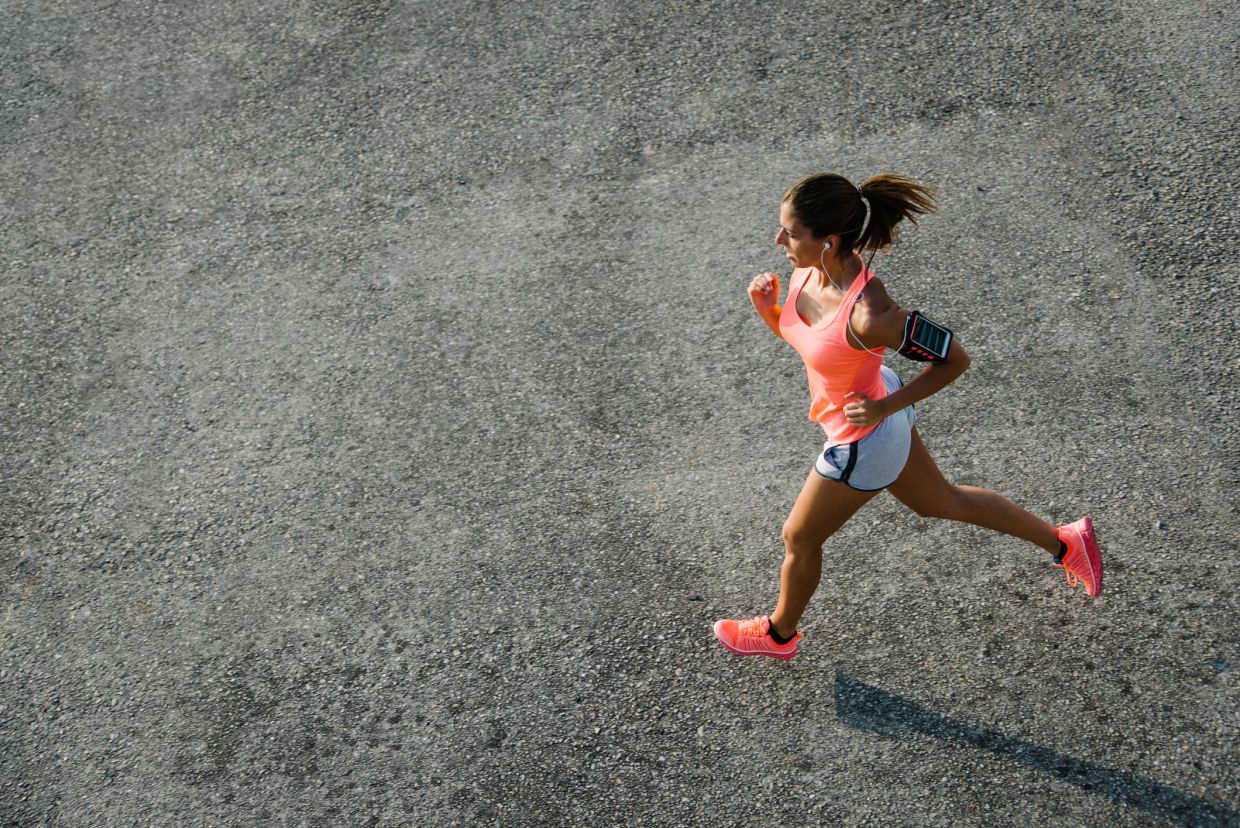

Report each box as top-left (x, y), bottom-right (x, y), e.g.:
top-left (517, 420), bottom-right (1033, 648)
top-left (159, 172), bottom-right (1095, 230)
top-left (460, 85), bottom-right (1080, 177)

top-left (945, 344), bottom-right (969, 375)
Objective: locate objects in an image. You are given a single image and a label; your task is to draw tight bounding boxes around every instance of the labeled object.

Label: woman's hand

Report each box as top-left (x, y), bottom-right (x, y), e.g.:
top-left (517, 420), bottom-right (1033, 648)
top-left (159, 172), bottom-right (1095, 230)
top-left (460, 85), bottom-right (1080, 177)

top-left (748, 271), bottom-right (780, 314)
top-left (843, 391), bottom-right (889, 427)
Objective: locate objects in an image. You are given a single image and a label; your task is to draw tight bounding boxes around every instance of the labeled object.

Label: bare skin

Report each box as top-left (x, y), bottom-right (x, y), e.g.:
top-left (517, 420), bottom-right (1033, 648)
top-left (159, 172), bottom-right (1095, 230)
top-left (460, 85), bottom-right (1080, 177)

top-left (752, 207), bottom-right (1060, 641)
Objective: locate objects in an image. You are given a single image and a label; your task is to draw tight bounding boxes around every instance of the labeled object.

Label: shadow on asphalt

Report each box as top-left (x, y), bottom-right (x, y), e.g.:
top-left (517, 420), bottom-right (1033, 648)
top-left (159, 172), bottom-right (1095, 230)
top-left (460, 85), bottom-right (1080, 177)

top-left (834, 674), bottom-right (1237, 827)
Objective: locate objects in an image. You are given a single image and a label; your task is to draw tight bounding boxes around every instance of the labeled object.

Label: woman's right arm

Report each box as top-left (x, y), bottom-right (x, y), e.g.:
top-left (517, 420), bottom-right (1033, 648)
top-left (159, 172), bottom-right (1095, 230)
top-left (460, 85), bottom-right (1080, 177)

top-left (748, 271), bottom-right (783, 339)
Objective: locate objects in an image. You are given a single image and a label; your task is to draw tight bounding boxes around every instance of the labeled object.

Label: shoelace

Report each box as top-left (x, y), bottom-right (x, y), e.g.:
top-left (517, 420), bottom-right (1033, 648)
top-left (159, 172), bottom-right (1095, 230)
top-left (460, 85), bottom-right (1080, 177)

top-left (738, 617), bottom-right (769, 638)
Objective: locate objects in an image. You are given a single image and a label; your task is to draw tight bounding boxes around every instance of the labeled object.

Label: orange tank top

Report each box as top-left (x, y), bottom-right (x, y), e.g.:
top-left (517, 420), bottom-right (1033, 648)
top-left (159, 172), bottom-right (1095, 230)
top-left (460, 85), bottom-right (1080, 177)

top-left (778, 263), bottom-right (887, 446)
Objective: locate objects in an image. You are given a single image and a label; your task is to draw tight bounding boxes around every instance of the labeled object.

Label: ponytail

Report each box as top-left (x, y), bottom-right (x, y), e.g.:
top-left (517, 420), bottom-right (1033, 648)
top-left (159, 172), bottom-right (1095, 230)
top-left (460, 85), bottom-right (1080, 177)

top-left (855, 174), bottom-right (936, 252)
top-left (782, 173), bottom-right (937, 253)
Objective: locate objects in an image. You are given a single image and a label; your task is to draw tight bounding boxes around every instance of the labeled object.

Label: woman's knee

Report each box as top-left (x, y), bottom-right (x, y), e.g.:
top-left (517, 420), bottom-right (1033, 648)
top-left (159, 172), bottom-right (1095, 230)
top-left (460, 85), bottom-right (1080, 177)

top-left (781, 519), bottom-right (826, 554)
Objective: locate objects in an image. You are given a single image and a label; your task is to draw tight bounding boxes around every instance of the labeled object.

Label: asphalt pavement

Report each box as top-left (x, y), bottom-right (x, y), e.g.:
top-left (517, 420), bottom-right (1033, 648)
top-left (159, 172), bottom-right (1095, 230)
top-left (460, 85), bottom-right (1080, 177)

top-left (2, 1), bottom-right (1237, 825)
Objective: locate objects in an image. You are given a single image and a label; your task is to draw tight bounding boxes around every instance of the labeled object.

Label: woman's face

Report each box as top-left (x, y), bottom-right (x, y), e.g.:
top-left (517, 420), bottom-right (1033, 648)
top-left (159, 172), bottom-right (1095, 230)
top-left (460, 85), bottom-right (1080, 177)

top-left (775, 202), bottom-right (829, 269)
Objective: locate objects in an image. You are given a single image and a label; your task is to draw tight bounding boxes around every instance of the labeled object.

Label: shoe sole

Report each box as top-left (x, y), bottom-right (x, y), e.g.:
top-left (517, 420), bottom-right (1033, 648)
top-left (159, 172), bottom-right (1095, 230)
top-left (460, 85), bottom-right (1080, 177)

top-left (1073, 516), bottom-right (1103, 597)
top-left (714, 631), bottom-right (797, 660)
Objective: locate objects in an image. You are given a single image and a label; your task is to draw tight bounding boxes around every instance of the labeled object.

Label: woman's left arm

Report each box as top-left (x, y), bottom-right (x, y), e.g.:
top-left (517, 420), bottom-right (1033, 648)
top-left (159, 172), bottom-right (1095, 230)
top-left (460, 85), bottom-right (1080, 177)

top-left (842, 294), bottom-right (970, 428)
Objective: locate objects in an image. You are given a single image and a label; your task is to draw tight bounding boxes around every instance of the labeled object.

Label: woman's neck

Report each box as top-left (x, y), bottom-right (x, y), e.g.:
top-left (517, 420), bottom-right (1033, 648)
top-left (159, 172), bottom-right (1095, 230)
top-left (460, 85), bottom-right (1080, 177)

top-left (815, 252), bottom-right (862, 293)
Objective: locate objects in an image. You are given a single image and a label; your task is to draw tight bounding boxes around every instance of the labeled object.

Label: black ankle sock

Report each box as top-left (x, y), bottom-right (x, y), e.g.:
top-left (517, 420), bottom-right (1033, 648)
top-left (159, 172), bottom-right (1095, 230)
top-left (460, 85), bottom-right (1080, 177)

top-left (1055, 539), bottom-right (1068, 563)
top-left (768, 622), bottom-right (795, 645)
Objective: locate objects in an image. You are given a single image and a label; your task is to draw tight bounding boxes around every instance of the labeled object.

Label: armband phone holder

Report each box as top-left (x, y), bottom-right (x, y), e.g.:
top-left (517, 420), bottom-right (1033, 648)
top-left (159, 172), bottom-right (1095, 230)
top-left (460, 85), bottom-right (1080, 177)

top-left (898, 310), bottom-right (952, 363)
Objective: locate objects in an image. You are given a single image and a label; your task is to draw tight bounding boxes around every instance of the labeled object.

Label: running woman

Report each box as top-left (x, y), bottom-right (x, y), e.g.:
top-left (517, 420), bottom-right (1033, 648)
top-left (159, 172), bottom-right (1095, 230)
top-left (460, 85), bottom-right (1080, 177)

top-left (713, 173), bottom-right (1102, 661)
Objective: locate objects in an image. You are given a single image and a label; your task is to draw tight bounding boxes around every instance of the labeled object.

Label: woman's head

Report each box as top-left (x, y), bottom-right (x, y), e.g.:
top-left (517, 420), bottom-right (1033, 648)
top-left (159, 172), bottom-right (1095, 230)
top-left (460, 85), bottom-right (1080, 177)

top-left (777, 173), bottom-right (937, 268)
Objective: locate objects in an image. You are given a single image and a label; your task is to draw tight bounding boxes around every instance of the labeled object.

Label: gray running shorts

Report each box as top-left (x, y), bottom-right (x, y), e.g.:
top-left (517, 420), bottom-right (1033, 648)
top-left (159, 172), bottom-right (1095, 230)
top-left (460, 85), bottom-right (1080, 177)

top-left (814, 365), bottom-right (918, 491)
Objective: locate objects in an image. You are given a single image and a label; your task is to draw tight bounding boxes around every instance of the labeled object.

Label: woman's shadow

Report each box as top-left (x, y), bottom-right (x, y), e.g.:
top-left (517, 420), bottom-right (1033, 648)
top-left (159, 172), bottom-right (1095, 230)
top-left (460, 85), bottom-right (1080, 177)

top-left (834, 673), bottom-right (1237, 827)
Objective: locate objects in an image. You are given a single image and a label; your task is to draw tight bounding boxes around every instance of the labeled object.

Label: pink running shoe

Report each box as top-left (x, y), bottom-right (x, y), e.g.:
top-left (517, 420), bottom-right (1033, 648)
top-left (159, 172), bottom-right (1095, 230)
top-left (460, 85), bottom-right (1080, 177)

top-left (1055, 516), bottom-right (1103, 597)
top-left (713, 616), bottom-right (802, 660)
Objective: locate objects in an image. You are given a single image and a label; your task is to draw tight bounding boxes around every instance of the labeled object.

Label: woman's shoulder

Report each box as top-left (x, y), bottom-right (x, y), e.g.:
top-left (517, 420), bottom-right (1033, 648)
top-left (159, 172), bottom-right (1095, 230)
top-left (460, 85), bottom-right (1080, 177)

top-left (859, 274), bottom-right (898, 313)
top-left (854, 275), bottom-right (909, 349)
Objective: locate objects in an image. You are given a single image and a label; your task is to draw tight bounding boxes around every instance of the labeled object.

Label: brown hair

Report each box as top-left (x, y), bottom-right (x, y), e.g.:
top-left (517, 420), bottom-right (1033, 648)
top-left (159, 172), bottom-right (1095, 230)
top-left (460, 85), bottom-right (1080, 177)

top-left (782, 173), bottom-right (937, 253)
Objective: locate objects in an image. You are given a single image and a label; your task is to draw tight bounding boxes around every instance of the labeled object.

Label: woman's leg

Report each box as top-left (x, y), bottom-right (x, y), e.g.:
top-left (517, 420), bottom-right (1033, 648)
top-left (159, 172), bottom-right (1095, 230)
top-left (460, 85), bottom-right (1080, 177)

top-left (885, 428), bottom-right (1059, 553)
top-left (768, 470), bottom-right (880, 638)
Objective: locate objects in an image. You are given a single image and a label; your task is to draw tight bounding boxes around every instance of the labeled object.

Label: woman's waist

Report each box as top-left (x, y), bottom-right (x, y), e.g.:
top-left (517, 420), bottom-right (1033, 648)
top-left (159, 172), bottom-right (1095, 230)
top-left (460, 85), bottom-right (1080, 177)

top-left (812, 407), bottom-right (883, 445)
top-left (806, 368), bottom-right (888, 405)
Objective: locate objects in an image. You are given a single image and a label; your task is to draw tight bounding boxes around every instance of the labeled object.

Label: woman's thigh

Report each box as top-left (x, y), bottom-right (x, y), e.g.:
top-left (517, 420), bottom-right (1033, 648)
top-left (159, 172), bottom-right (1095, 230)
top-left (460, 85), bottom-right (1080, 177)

top-left (884, 427), bottom-right (958, 518)
top-left (784, 467), bottom-right (881, 549)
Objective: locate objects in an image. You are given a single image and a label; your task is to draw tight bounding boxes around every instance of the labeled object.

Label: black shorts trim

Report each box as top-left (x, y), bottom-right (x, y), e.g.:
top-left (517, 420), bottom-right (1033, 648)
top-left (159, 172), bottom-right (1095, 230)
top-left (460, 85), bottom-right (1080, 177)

top-left (838, 441), bottom-right (859, 484)
top-left (811, 469), bottom-right (888, 492)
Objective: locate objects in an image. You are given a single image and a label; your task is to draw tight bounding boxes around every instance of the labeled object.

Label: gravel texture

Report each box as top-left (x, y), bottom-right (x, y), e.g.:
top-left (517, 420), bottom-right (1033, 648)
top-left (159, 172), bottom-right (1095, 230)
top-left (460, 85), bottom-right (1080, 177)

top-left (2, 1), bottom-right (1238, 826)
